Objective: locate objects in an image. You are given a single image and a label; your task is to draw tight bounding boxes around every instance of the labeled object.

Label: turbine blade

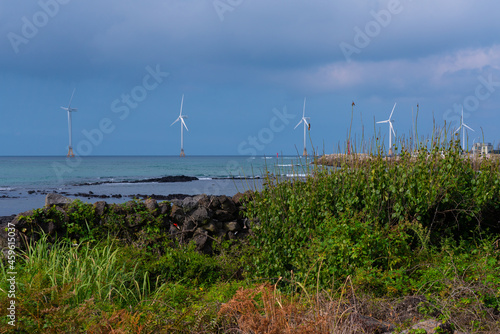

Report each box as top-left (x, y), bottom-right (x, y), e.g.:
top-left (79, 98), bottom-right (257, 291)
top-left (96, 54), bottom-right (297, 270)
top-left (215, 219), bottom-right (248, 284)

top-left (171, 118), bottom-right (180, 126)
top-left (463, 124), bottom-right (474, 132)
top-left (68, 88), bottom-right (76, 108)
top-left (294, 120), bottom-right (303, 129)
top-left (455, 125), bottom-right (462, 133)
top-left (376, 120), bottom-right (388, 124)
top-left (302, 97), bottom-right (306, 118)
top-left (181, 119), bottom-right (189, 131)
top-left (389, 102), bottom-right (396, 119)
top-left (390, 123), bottom-right (396, 137)
top-left (61, 106), bottom-right (68, 111)
top-left (179, 94), bottom-right (184, 116)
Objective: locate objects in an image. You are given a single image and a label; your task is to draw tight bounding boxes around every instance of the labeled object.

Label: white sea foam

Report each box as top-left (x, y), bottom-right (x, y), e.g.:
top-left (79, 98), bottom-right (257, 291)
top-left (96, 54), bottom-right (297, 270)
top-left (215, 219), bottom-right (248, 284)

top-left (0, 187), bottom-right (15, 191)
top-left (286, 173), bottom-right (307, 178)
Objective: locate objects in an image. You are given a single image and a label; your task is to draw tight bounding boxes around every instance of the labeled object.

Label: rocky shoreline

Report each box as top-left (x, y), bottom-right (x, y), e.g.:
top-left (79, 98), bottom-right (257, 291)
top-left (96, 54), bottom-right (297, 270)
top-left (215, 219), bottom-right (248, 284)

top-left (0, 190), bottom-right (188, 201)
top-left (0, 174), bottom-right (262, 204)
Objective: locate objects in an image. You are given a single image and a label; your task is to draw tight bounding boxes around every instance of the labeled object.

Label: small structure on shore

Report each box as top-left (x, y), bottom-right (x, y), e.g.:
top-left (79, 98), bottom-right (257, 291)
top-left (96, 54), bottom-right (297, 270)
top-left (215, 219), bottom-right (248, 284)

top-left (472, 142), bottom-right (494, 155)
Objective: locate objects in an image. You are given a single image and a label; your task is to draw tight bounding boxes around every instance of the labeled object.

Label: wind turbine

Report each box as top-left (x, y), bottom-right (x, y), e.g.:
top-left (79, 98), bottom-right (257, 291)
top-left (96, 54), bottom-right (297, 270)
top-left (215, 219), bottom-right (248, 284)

top-left (455, 107), bottom-right (474, 151)
top-left (294, 97), bottom-right (310, 156)
top-left (376, 102), bottom-right (396, 156)
top-left (61, 88), bottom-right (78, 157)
top-left (171, 94), bottom-right (188, 157)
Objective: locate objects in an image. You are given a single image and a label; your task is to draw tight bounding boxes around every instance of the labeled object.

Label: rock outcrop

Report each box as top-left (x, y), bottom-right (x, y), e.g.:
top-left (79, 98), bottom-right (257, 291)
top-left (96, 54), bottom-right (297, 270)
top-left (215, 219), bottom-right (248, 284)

top-left (45, 193), bottom-right (73, 207)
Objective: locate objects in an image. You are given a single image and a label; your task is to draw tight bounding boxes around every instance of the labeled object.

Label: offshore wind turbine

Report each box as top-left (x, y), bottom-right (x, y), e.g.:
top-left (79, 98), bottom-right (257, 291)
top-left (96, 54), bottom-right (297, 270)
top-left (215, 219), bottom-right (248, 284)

top-left (61, 88), bottom-right (78, 157)
top-left (376, 102), bottom-right (396, 156)
top-left (455, 107), bottom-right (474, 151)
top-left (294, 97), bottom-right (310, 156)
top-left (171, 94), bottom-right (188, 157)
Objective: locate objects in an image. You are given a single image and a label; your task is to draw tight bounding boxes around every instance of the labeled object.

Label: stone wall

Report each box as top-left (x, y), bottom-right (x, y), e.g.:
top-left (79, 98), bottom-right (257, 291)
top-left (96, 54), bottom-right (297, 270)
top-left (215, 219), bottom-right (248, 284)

top-left (0, 191), bottom-right (255, 255)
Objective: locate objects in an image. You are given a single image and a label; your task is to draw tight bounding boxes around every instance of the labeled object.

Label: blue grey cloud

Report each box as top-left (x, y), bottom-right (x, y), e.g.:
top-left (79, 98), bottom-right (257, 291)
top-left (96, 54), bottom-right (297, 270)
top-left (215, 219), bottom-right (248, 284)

top-left (1, 0), bottom-right (500, 155)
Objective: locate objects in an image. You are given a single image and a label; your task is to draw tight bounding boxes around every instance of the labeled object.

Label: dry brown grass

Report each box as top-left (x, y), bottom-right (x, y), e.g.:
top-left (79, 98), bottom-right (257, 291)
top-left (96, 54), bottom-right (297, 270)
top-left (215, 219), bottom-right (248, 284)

top-left (218, 283), bottom-right (376, 334)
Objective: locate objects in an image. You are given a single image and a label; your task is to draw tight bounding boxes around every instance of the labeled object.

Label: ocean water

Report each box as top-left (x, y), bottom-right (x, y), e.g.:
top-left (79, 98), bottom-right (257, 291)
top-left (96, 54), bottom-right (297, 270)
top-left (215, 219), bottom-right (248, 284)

top-left (0, 155), bottom-right (311, 216)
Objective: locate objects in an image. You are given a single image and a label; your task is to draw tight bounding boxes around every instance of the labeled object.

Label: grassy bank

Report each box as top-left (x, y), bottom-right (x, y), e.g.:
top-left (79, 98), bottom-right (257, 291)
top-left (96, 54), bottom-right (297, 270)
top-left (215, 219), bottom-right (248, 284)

top-left (1, 140), bottom-right (500, 333)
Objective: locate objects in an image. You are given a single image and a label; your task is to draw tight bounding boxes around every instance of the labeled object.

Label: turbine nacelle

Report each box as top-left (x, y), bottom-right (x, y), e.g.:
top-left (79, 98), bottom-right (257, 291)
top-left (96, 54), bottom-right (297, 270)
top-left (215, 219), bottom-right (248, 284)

top-left (294, 117), bottom-right (310, 129)
top-left (170, 116), bottom-right (189, 130)
top-left (376, 119), bottom-right (396, 137)
top-left (61, 107), bottom-right (78, 112)
top-left (455, 124), bottom-right (474, 133)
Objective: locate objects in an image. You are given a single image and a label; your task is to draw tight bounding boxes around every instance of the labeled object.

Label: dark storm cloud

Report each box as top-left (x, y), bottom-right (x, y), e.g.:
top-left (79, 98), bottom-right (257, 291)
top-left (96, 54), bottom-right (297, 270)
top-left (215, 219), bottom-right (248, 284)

top-left (1, 0), bottom-right (500, 155)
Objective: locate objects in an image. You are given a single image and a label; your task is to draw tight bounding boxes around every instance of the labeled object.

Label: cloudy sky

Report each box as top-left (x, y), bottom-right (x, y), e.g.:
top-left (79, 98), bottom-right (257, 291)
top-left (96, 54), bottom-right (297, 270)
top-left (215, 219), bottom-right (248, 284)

top-left (1, 0), bottom-right (499, 156)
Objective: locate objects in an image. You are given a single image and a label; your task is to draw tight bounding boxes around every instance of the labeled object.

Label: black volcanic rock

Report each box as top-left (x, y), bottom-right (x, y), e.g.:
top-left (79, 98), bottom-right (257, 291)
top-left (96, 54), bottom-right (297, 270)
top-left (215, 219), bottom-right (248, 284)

top-left (130, 175), bottom-right (198, 183)
top-left (77, 175), bottom-right (198, 186)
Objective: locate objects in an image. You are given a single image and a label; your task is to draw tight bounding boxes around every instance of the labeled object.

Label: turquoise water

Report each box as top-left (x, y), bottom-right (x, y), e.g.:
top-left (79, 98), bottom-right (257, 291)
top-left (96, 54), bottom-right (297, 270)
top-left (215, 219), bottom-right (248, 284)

top-left (0, 155), bottom-right (311, 215)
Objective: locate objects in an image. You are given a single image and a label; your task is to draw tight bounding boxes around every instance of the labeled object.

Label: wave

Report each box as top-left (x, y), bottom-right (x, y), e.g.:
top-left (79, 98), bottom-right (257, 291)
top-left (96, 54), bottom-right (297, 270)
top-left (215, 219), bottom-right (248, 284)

top-left (285, 173), bottom-right (307, 178)
top-left (0, 187), bottom-right (15, 191)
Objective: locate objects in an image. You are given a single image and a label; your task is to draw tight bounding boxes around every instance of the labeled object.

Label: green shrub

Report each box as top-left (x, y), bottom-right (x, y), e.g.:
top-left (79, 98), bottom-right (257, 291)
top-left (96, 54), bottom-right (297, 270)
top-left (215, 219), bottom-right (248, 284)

top-left (245, 139), bottom-right (500, 294)
top-left (148, 242), bottom-right (230, 287)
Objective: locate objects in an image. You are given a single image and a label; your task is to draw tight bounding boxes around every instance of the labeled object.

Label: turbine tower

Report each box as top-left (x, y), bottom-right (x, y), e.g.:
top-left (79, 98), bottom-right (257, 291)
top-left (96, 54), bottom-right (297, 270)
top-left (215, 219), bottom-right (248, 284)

top-left (455, 107), bottom-right (474, 151)
top-left (294, 97), bottom-right (310, 156)
top-left (376, 102), bottom-right (396, 156)
top-left (61, 89), bottom-right (78, 157)
top-left (171, 94), bottom-right (188, 157)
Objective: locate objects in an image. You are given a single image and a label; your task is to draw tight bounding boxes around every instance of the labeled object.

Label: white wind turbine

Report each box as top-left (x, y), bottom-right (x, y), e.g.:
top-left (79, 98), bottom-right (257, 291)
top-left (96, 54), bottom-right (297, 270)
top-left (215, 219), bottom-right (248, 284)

top-left (294, 97), bottom-right (310, 156)
top-left (376, 102), bottom-right (396, 156)
top-left (171, 94), bottom-right (188, 157)
top-left (61, 88), bottom-right (78, 157)
top-left (455, 107), bottom-right (474, 151)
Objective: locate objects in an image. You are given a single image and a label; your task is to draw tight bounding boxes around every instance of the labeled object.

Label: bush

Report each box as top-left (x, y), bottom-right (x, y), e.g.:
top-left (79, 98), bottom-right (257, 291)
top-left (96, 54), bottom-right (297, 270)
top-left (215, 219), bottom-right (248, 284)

top-left (245, 140), bottom-right (500, 293)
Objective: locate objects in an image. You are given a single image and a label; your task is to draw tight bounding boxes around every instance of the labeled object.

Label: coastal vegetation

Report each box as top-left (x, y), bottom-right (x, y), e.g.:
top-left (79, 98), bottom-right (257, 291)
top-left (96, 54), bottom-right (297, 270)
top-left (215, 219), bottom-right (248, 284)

top-left (1, 137), bottom-right (500, 333)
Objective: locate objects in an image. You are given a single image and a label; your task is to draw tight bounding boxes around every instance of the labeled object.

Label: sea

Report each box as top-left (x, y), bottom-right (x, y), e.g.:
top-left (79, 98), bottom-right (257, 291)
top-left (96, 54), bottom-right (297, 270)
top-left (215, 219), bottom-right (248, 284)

top-left (0, 155), bottom-right (312, 216)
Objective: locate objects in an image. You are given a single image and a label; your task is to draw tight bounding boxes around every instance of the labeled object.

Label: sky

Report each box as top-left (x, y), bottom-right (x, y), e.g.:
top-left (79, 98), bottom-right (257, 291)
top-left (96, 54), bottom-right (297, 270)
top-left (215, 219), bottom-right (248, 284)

top-left (1, 0), bottom-right (500, 156)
